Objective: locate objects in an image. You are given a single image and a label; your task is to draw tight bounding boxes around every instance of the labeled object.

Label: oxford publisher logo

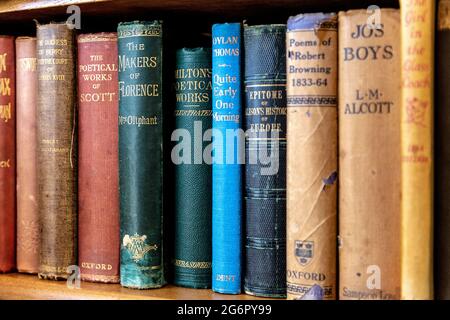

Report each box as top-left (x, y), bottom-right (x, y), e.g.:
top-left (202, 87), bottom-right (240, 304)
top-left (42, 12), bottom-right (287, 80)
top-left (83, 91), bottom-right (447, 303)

top-left (295, 240), bottom-right (314, 266)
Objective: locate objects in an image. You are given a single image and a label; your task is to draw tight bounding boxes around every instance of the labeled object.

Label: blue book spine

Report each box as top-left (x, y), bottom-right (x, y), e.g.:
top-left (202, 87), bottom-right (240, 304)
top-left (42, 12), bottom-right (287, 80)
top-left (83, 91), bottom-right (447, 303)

top-left (211, 23), bottom-right (243, 294)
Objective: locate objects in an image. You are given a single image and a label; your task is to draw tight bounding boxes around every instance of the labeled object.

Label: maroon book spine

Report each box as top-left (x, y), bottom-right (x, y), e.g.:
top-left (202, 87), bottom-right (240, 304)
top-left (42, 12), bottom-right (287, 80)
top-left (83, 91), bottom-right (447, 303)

top-left (77, 33), bottom-right (120, 283)
top-left (16, 37), bottom-right (39, 274)
top-left (0, 36), bottom-right (16, 273)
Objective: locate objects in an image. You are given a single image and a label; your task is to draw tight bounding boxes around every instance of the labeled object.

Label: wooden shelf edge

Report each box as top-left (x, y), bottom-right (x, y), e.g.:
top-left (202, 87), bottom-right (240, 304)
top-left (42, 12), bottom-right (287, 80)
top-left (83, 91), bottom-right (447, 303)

top-left (0, 0), bottom-right (400, 20)
top-left (0, 273), bottom-right (270, 300)
top-left (0, 0), bottom-right (108, 14)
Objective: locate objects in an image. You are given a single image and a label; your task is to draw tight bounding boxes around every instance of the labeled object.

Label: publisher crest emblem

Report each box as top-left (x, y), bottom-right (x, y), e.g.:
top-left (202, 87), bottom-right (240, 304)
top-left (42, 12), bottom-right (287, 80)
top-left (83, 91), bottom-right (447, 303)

top-left (295, 240), bottom-right (314, 266)
top-left (122, 233), bottom-right (158, 263)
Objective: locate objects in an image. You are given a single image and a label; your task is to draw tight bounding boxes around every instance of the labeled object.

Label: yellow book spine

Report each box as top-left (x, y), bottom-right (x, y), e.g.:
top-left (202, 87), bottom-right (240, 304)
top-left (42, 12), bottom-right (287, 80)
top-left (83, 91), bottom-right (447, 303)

top-left (400, 0), bottom-right (435, 300)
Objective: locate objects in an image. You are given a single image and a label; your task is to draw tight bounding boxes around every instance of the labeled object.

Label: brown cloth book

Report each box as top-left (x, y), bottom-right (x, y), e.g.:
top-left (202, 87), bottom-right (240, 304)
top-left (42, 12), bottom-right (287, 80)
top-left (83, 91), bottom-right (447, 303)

top-left (37, 23), bottom-right (77, 280)
top-left (16, 37), bottom-right (39, 274)
top-left (0, 35), bottom-right (16, 273)
top-left (338, 9), bottom-right (401, 300)
top-left (77, 33), bottom-right (120, 283)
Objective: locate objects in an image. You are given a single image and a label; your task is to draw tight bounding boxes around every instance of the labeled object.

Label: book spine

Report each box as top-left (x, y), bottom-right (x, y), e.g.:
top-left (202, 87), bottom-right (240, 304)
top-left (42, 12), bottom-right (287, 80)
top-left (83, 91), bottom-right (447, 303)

top-left (243, 24), bottom-right (286, 298)
top-left (286, 13), bottom-right (338, 300)
top-left (173, 48), bottom-right (212, 289)
top-left (0, 36), bottom-right (15, 273)
top-left (37, 23), bottom-right (77, 280)
top-left (77, 33), bottom-right (120, 283)
top-left (400, 0), bottom-right (435, 300)
top-left (338, 9), bottom-right (401, 300)
top-left (211, 23), bottom-right (243, 294)
top-left (16, 37), bottom-right (38, 274)
top-left (436, 0), bottom-right (450, 301)
top-left (118, 21), bottom-right (165, 289)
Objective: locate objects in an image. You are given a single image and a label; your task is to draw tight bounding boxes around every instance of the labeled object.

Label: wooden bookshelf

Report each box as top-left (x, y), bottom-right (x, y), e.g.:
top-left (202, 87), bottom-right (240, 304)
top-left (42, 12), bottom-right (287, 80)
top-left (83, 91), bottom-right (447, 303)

top-left (0, 0), bottom-right (400, 27)
top-left (0, 273), bottom-right (271, 300)
top-left (0, 0), bottom-right (399, 17)
top-left (0, 0), bottom-right (399, 300)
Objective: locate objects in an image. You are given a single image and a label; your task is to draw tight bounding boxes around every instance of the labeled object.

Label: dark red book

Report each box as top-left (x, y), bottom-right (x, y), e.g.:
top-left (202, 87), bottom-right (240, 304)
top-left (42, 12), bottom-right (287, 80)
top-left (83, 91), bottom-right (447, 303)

top-left (0, 35), bottom-right (16, 273)
top-left (77, 33), bottom-right (120, 283)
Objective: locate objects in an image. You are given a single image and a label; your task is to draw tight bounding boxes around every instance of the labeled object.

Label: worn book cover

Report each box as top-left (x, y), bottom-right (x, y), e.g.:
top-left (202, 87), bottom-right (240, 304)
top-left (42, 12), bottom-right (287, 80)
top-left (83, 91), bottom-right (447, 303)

top-left (0, 35), bottom-right (15, 273)
top-left (173, 48), bottom-right (212, 289)
top-left (211, 23), bottom-right (243, 294)
top-left (78, 33), bottom-right (120, 283)
top-left (400, 0), bottom-right (435, 300)
top-left (118, 21), bottom-right (165, 289)
top-left (37, 22), bottom-right (77, 280)
top-left (16, 36), bottom-right (39, 274)
top-left (436, 0), bottom-right (448, 301)
top-left (286, 13), bottom-right (338, 300)
top-left (243, 24), bottom-right (287, 298)
top-left (338, 9), bottom-right (401, 300)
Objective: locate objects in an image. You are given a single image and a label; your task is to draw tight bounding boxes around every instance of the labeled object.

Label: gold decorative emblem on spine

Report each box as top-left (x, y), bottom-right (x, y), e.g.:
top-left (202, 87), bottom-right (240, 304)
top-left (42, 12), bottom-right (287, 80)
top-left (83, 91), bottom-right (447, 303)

top-left (122, 233), bottom-right (158, 263)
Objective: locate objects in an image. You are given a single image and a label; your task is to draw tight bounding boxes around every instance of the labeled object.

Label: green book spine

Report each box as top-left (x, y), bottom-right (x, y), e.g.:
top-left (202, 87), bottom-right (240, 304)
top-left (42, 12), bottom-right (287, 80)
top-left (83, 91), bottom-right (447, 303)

top-left (118, 20), bottom-right (165, 289)
top-left (173, 48), bottom-right (212, 288)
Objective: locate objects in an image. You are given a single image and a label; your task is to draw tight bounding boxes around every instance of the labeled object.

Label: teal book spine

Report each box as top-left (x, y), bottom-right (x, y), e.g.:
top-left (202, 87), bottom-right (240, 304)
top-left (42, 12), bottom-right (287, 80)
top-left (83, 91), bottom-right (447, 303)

top-left (173, 48), bottom-right (212, 288)
top-left (211, 23), bottom-right (243, 294)
top-left (118, 21), bottom-right (165, 289)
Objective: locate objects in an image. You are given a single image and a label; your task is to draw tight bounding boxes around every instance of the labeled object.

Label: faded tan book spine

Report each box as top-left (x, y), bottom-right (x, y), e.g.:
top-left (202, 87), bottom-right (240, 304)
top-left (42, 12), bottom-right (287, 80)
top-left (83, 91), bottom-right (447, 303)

top-left (400, 0), bottom-right (434, 300)
top-left (286, 13), bottom-right (338, 300)
top-left (16, 37), bottom-right (39, 274)
top-left (338, 9), bottom-right (401, 300)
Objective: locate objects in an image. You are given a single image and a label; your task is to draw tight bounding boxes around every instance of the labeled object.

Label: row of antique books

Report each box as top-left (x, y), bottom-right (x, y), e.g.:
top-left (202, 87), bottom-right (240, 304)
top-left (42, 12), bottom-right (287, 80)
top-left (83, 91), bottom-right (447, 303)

top-left (0, 1), bottom-right (448, 300)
